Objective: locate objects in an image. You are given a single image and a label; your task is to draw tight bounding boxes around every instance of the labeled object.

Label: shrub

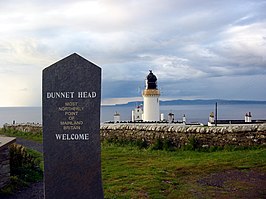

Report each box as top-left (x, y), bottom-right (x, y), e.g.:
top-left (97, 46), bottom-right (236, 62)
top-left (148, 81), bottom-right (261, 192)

top-left (9, 144), bottom-right (43, 182)
top-left (162, 139), bottom-right (176, 151)
top-left (151, 139), bottom-right (164, 150)
top-left (183, 136), bottom-right (201, 151)
top-left (135, 139), bottom-right (149, 149)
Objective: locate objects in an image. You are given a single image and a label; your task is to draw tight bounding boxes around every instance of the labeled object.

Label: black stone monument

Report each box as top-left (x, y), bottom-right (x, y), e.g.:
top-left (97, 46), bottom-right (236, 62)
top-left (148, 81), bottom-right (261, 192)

top-left (42, 53), bottom-right (104, 199)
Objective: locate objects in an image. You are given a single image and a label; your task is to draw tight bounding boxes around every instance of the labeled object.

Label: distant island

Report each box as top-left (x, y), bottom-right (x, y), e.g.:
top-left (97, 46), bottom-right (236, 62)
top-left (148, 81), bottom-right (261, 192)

top-left (103, 99), bottom-right (266, 107)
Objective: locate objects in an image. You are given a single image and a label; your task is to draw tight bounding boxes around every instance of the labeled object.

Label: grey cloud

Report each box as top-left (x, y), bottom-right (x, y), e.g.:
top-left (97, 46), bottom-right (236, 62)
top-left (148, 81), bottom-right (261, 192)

top-left (1, 0), bottom-right (266, 106)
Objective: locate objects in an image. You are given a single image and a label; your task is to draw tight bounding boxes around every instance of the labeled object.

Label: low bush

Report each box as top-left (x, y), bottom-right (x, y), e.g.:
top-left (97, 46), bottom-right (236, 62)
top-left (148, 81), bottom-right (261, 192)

top-left (0, 144), bottom-right (43, 196)
top-left (104, 138), bottom-right (149, 149)
top-left (9, 144), bottom-right (43, 182)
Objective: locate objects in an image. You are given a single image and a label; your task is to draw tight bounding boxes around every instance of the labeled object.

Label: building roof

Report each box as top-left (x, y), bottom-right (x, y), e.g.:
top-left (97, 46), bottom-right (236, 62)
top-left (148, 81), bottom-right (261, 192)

top-left (210, 120), bottom-right (266, 124)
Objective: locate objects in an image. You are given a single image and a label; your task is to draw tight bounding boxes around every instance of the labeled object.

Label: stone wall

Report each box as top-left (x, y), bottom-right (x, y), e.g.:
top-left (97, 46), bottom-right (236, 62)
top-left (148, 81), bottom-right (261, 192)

top-left (3, 123), bottom-right (266, 148)
top-left (3, 123), bottom-right (42, 134)
top-left (100, 123), bottom-right (266, 148)
top-left (0, 146), bottom-right (11, 189)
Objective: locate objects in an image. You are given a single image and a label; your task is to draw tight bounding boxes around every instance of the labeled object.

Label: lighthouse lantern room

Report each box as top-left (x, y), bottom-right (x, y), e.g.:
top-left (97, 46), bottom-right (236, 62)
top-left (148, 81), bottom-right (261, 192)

top-left (142, 70), bottom-right (160, 121)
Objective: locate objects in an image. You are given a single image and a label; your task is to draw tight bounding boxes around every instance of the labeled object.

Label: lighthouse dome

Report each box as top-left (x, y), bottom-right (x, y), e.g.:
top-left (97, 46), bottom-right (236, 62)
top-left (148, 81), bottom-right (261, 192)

top-left (146, 70), bottom-right (157, 89)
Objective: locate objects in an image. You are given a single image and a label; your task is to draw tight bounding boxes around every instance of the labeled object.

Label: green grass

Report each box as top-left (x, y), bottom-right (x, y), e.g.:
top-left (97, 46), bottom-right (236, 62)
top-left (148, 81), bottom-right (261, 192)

top-left (0, 128), bottom-right (42, 142)
top-left (1, 128), bottom-right (265, 198)
top-left (101, 143), bottom-right (266, 198)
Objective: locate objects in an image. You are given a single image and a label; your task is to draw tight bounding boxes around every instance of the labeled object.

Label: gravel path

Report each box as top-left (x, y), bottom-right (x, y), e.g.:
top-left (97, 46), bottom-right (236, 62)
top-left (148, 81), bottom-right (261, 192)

top-left (3, 182), bottom-right (44, 199)
top-left (15, 138), bottom-right (43, 153)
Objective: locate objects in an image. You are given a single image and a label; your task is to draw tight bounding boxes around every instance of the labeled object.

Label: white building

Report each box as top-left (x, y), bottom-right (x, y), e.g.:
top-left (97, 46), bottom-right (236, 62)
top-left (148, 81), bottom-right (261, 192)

top-left (207, 111), bottom-right (266, 126)
top-left (132, 105), bottom-right (143, 122)
top-left (113, 112), bottom-right (121, 123)
top-left (182, 114), bottom-right (187, 124)
top-left (142, 70), bottom-right (160, 121)
top-left (168, 113), bottom-right (174, 123)
top-left (245, 112), bottom-right (252, 123)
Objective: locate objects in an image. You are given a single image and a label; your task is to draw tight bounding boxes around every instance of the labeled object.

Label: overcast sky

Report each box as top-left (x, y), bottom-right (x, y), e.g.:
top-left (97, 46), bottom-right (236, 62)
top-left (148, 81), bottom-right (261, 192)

top-left (0, 0), bottom-right (265, 106)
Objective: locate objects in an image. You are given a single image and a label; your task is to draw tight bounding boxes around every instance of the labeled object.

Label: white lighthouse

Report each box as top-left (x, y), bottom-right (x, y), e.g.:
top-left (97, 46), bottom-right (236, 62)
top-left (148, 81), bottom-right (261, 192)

top-left (142, 70), bottom-right (160, 121)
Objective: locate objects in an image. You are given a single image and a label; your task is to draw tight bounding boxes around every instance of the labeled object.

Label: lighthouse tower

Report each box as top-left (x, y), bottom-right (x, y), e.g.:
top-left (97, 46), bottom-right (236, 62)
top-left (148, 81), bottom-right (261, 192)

top-left (142, 70), bottom-right (160, 121)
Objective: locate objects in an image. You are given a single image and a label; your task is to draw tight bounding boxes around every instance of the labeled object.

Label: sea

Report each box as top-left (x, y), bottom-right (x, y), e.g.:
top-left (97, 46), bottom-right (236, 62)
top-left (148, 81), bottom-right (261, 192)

top-left (0, 104), bottom-right (266, 127)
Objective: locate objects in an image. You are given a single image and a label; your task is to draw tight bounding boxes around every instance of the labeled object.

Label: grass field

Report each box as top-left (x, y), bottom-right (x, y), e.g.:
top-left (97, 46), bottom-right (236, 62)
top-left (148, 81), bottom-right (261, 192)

top-left (0, 128), bottom-right (42, 142)
top-left (101, 143), bottom-right (266, 198)
top-left (1, 129), bottom-right (266, 198)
